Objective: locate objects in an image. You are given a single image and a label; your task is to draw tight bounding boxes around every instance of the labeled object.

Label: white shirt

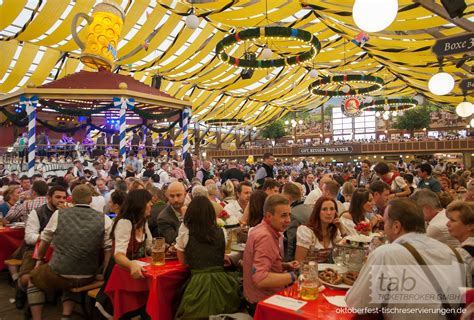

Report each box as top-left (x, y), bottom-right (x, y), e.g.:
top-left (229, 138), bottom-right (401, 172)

top-left (175, 224), bottom-right (227, 252)
top-left (157, 169), bottom-right (170, 186)
top-left (427, 209), bottom-right (460, 247)
top-left (25, 208), bottom-right (43, 245)
top-left (41, 207), bottom-right (112, 250)
top-left (304, 187), bottom-right (322, 206)
top-left (346, 232), bottom-right (467, 320)
top-left (113, 219), bottom-right (152, 256)
top-left (90, 196), bottom-right (106, 213)
top-left (224, 200), bottom-right (244, 221)
top-left (296, 225), bottom-right (341, 250)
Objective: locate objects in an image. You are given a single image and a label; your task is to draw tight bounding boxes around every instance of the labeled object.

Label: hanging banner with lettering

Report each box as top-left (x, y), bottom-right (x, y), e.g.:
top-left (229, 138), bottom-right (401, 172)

top-left (297, 146), bottom-right (353, 155)
top-left (460, 78), bottom-right (474, 91)
top-left (432, 33), bottom-right (474, 56)
top-left (341, 96), bottom-right (363, 117)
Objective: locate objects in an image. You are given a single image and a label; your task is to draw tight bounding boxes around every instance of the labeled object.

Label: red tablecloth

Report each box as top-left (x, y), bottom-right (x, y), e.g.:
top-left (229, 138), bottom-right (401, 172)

top-left (0, 227), bottom-right (24, 270)
top-left (105, 258), bottom-right (189, 320)
top-left (254, 287), bottom-right (356, 320)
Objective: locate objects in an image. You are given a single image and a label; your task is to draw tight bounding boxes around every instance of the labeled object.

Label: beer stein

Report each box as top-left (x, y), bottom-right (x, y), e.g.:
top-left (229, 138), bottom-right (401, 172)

top-left (71, 1), bottom-right (124, 70)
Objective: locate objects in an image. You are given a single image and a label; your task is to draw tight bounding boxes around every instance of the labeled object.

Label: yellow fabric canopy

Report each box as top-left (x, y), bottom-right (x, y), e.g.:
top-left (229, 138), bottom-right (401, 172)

top-left (0, 0), bottom-right (472, 127)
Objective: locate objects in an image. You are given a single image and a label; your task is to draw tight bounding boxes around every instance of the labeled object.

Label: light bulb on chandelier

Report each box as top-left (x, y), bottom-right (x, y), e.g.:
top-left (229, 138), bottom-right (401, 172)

top-left (375, 111), bottom-right (381, 118)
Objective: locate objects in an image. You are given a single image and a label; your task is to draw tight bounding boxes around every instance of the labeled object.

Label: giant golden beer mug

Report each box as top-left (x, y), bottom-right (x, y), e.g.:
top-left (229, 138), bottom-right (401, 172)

top-left (71, 2), bottom-right (124, 70)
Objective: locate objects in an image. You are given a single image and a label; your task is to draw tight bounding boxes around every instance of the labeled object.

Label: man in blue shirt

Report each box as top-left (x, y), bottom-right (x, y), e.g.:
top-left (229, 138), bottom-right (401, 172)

top-left (416, 163), bottom-right (442, 193)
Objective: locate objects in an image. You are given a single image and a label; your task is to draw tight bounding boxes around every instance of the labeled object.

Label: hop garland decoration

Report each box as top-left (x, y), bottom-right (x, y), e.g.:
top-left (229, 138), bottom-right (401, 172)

top-left (216, 26), bottom-right (321, 69)
top-left (360, 97), bottom-right (418, 112)
top-left (308, 74), bottom-right (384, 97)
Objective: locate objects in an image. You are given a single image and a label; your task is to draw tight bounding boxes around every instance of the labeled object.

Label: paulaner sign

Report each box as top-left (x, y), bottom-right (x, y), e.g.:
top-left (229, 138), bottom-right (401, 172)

top-left (298, 146), bottom-right (353, 154)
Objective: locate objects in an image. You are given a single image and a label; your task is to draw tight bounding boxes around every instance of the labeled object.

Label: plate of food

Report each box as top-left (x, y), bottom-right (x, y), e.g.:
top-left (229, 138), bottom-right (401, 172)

top-left (318, 264), bottom-right (358, 289)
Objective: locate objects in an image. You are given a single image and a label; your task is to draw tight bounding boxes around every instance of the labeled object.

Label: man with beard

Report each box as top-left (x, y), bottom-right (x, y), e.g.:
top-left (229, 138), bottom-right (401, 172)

top-left (15, 186), bottom-right (68, 309)
top-left (157, 181), bottom-right (187, 244)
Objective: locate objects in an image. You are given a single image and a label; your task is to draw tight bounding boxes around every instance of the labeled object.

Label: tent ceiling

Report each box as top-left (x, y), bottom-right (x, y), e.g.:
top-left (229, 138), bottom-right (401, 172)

top-left (0, 0), bottom-right (473, 127)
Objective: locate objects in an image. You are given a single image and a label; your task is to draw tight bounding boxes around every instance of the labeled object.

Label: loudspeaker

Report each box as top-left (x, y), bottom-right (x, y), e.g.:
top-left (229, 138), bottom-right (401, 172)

top-left (241, 52), bottom-right (256, 80)
top-left (151, 75), bottom-right (162, 89)
top-left (440, 0), bottom-right (466, 18)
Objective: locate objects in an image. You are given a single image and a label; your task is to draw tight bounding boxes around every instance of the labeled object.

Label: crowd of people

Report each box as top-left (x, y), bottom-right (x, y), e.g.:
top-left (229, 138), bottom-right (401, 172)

top-left (0, 150), bottom-right (473, 319)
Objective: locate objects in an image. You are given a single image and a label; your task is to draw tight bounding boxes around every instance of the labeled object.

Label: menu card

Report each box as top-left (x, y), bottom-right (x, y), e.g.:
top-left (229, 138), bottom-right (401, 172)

top-left (264, 295), bottom-right (307, 311)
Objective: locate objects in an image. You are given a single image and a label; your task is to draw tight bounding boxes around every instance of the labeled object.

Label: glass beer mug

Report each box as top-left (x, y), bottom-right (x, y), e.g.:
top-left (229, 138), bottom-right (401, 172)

top-left (151, 237), bottom-right (166, 266)
top-left (299, 261), bottom-right (319, 301)
top-left (71, 1), bottom-right (124, 70)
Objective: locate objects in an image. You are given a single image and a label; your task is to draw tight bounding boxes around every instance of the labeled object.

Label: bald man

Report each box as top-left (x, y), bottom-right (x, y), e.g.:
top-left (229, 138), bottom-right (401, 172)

top-left (156, 182), bottom-right (187, 244)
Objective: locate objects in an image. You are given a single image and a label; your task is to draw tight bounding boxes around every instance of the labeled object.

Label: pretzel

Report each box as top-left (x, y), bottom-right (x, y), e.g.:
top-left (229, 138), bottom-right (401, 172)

top-left (342, 271), bottom-right (359, 285)
top-left (319, 268), bottom-right (342, 285)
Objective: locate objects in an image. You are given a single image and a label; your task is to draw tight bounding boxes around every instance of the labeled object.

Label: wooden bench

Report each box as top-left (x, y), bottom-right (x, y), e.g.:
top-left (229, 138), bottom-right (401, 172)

top-left (70, 280), bottom-right (103, 293)
top-left (87, 288), bottom-right (100, 299)
top-left (69, 280), bottom-right (104, 318)
top-left (4, 259), bottom-right (23, 267)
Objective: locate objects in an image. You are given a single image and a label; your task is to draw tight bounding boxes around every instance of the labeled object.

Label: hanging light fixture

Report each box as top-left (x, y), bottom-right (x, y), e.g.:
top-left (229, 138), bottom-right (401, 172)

top-left (456, 98), bottom-right (473, 118)
top-left (341, 84), bottom-right (351, 93)
top-left (185, 7), bottom-right (199, 29)
top-left (309, 69), bottom-right (318, 78)
top-left (375, 111), bottom-right (381, 117)
top-left (262, 46), bottom-right (272, 60)
top-left (353, 0), bottom-right (398, 32)
top-left (428, 58), bottom-right (454, 96)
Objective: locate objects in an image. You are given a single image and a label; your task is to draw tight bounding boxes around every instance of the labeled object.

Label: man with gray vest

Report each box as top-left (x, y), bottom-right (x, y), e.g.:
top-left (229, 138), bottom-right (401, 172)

top-left (15, 185), bottom-right (67, 310)
top-left (27, 185), bottom-right (112, 320)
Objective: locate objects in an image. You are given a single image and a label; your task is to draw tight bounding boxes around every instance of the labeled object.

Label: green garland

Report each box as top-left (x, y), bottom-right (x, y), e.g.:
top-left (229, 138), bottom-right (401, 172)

top-left (308, 74), bottom-right (384, 97)
top-left (360, 97), bottom-right (418, 111)
top-left (0, 108), bottom-right (28, 127)
top-left (216, 26), bottom-right (321, 69)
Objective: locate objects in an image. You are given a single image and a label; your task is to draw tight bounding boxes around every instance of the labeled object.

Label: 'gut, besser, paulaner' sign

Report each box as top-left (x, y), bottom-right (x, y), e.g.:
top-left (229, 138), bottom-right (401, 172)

top-left (298, 146), bottom-right (353, 154)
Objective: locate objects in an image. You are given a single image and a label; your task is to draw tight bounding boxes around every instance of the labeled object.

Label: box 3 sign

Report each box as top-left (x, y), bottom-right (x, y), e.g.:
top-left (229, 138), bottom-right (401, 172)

top-left (432, 33), bottom-right (474, 56)
top-left (460, 78), bottom-right (474, 92)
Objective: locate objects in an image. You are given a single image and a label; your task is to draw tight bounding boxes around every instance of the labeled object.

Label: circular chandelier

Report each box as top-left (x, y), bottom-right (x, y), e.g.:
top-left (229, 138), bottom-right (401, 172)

top-left (361, 97), bottom-right (418, 113)
top-left (216, 26), bottom-right (321, 69)
top-left (205, 118), bottom-right (245, 127)
top-left (308, 74), bottom-right (384, 97)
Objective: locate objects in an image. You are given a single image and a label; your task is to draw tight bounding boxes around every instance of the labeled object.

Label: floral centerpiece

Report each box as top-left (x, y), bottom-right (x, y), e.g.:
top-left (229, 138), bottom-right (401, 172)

top-left (216, 210), bottom-right (240, 228)
top-left (354, 221), bottom-right (371, 236)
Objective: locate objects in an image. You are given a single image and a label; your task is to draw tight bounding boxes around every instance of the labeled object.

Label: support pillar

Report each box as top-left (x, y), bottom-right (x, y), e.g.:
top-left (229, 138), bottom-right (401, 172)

top-left (20, 95), bottom-right (39, 177)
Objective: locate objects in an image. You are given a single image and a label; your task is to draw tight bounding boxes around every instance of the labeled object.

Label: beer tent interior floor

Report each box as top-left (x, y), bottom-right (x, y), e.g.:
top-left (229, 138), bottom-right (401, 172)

top-left (0, 270), bottom-right (140, 320)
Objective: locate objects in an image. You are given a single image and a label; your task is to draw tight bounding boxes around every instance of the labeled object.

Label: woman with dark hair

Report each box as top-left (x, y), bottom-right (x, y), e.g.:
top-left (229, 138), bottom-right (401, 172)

top-left (109, 160), bottom-right (120, 177)
top-left (341, 188), bottom-right (381, 235)
top-left (175, 196), bottom-right (240, 318)
top-left (184, 153), bottom-right (194, 182)
top-left (294, 197), bottom-right (346, 263)
top-left (247, 190), bottom-right (268, 228)
top-left (96, 189), bottom-right (153, 318)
